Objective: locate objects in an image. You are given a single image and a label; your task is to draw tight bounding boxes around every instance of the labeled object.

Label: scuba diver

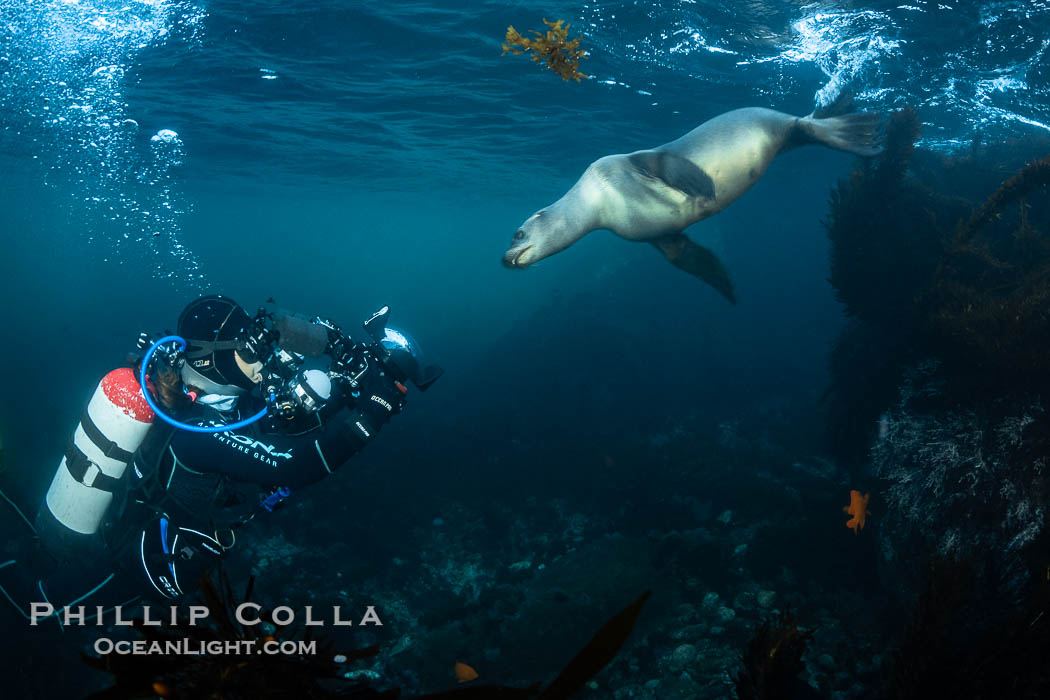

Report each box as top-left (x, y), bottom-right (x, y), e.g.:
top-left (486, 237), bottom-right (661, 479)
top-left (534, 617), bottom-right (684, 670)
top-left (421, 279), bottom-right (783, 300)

top-left (1, 295), bottom-right (441, 619)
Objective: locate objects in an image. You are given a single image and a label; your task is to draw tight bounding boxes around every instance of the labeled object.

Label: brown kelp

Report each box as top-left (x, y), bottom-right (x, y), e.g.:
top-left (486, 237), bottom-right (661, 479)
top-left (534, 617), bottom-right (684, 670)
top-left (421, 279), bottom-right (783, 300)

top-left (826, 108), bottom-right (946, 328)
top-left (828, 118), bottom-right (1050, 380)
top-left (82, 570), bottom-right (650, 699)
top-left (501, 20), bottom-right (589, 82)
top-left (821, 108), bottom-right (940, 461)
top-left (733, 611), bottom-right (816, 700)
top-left (823, 109), bottom-right (1050, 461)
top-left (926, 154), bottom-right (1050, 377)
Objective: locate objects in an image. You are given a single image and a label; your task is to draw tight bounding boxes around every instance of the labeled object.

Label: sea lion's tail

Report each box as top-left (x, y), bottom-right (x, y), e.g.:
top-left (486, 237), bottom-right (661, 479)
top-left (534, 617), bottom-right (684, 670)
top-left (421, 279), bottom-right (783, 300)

top-left (798, 112), bottom-right (883, 157)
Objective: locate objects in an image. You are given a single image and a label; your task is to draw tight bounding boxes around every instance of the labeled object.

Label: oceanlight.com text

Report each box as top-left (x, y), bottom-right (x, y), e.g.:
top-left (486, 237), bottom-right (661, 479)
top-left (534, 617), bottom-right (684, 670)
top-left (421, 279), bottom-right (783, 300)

top-left (93, 638), bottom-right (319, 656)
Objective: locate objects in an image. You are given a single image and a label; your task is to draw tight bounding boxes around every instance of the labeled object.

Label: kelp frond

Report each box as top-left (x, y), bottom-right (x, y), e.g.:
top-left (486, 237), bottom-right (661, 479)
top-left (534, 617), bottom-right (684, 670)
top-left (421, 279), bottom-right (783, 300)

top-left (502, 19), bottom-right (589, 82)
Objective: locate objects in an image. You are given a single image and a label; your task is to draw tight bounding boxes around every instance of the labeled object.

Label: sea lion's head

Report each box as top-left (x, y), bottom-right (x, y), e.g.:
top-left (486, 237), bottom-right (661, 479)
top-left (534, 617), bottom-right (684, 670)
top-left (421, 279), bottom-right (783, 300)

top-left (503, 208), bottom-right (579, 269)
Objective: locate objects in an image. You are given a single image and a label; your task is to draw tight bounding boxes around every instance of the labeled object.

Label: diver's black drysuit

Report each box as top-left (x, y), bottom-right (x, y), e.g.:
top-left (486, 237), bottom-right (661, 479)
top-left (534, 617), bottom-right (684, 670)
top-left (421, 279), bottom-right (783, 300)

top-left (124, 365), bottom-right (404, 599)
top-left (0, 361), bottom-right (404, 621)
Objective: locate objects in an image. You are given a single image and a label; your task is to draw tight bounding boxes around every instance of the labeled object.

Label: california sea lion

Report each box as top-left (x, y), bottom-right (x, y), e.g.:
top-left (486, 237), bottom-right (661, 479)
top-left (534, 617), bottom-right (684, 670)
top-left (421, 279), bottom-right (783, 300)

top-left (502, 107), bottom-right (882, 303)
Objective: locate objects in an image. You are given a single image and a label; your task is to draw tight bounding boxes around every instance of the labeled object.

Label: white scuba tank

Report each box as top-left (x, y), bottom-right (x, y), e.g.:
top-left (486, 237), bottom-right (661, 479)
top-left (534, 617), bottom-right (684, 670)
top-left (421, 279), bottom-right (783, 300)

top-left (39, 367), bottom-right (155, 544)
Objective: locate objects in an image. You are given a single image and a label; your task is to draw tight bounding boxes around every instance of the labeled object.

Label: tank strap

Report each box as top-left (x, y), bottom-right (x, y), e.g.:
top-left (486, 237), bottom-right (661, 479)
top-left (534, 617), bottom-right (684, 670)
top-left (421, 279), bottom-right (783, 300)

top-left (64, 441), bottom-right (123, 493)
top-left (79, 408), bottom-right (134, 464)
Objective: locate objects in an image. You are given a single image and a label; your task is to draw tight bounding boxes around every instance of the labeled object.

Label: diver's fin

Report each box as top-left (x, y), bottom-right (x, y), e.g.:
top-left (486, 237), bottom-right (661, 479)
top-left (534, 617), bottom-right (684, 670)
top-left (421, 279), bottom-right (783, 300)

top-left (651, 233), bottom-right (736, 304)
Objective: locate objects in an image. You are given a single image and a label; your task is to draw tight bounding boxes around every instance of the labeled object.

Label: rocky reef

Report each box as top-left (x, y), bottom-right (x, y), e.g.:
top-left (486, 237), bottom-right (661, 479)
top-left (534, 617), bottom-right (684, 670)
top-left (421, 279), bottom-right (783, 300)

top-left (825, 111), bottom-right (1050, 695)
top-left (221, 425), bottom-right (884, 700)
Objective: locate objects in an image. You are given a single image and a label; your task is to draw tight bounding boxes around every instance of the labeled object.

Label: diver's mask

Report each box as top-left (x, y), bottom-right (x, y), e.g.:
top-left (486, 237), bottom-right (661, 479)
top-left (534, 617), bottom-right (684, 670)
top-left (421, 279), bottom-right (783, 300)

top-left (180, 361), bottom-right (250, 397)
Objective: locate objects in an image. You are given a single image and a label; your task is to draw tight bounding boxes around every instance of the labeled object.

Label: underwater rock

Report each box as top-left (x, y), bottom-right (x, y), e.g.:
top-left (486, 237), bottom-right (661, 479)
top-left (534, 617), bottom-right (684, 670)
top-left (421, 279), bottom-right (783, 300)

top-left (672, 623), bottom-right (708, 640)
top-left (669, 643), bottom-right (697, 670)
top-left (873, 363), bottom-right (1048, 591)
top-left (733, 589), bottom-right (757, 611)
top-left (675, 602), bottom-right (698, 621)
top-left (495, 533), bottom-right (655, 679)
top-left (613, 684), bottom-right (650, 700)
top-left (245, 533), bottom-right (306, 577)
top-left (886, 557), bottom-right (1050, 698)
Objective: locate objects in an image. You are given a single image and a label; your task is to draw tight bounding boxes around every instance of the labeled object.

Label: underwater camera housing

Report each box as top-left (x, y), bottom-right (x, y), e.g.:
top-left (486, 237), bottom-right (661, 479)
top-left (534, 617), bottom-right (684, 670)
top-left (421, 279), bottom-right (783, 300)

top-left (362, 306), bottom-right (443, 392)
top-left (247, 304), bottom-right (441, 424)
top-left (246, 307), bottom-right (335, 422)
top-left (262, 349), bottom-right (333, 423)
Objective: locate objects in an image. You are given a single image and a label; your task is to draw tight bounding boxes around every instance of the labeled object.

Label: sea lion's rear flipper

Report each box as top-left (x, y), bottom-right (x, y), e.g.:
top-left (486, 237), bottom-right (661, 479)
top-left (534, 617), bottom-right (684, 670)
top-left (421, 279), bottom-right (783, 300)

top-left (797, 112), bottom-right (883, 157)
top-left (651, 233), bottom-right (736, 304)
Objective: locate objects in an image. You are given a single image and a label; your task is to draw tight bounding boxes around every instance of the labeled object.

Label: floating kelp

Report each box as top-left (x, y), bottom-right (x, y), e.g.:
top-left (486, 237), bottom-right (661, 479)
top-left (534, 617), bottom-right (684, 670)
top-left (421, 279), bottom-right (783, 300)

top-left (501, 20), bottom-right (589, 82)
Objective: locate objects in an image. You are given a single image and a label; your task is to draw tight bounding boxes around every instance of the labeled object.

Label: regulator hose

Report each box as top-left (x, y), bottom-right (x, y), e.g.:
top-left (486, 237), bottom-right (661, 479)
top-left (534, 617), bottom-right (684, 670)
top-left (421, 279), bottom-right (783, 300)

top-left (140, 335), bottom-right (268, 433)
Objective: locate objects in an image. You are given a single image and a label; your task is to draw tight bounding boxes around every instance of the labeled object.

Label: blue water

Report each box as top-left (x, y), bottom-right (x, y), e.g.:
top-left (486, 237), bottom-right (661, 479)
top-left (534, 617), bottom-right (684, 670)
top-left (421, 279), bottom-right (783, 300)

top-left (1, 0), bottom-right (1049, 697)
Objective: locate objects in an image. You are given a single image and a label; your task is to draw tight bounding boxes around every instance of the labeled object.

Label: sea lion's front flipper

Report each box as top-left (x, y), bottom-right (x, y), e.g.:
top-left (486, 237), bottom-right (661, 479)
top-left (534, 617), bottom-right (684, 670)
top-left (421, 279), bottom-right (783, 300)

top-left (627, 150), bottom-right (715, 199)
top-left (651, 233), bottom-right (736, 304)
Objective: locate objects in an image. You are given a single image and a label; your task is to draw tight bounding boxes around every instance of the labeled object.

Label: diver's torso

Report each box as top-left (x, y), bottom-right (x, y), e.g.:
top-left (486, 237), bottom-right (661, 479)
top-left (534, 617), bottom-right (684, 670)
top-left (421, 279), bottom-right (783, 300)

top-left (127, 404), bottom-right (268, 535)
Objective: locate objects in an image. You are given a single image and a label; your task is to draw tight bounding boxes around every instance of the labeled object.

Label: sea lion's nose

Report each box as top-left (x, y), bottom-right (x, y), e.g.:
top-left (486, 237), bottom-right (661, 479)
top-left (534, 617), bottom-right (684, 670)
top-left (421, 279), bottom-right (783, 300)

top-left (502, 246), bottom-right (531, 268)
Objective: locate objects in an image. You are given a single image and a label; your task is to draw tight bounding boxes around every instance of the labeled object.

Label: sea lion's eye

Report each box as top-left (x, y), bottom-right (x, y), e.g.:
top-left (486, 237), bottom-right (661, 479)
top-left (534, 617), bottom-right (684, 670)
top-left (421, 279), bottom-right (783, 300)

top-left (514, 230), bottom-right (525, 241)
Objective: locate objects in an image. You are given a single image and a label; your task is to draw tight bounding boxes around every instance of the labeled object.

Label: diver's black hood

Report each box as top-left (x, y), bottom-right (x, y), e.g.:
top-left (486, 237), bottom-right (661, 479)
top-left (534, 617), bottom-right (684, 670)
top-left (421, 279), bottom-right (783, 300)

top-left (177, 295), bottom-right (255, 391)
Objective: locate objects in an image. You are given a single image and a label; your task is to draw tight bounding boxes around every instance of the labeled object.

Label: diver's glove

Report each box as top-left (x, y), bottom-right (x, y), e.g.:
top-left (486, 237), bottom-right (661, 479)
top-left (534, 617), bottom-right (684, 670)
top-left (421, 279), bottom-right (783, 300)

top-left (334, 366), bottom-right (405, 449)
top-left (354, 364), bottom-right (406, 426)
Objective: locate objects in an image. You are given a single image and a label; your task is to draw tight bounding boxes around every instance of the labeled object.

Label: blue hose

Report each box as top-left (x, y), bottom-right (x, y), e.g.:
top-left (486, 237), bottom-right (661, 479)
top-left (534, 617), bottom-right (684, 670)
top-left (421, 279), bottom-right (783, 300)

top-left (140, 335), bottom-right (268, 433)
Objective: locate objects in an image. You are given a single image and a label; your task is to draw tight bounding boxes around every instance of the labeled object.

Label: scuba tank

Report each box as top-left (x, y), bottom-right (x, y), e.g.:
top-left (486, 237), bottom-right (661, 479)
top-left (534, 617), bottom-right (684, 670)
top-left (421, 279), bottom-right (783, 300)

top-left (36, 367), bottom-right (155, 557)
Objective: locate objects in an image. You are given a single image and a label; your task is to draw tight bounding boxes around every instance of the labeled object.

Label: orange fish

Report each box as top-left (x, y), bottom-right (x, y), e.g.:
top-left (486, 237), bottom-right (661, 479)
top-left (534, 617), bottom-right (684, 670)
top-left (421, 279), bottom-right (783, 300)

top-left (454, 661), bottom-right (479, 683)
top-left (843, 490), bottom-right (870, 534)
top-left (152, 681), bottom-right (175, 698)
